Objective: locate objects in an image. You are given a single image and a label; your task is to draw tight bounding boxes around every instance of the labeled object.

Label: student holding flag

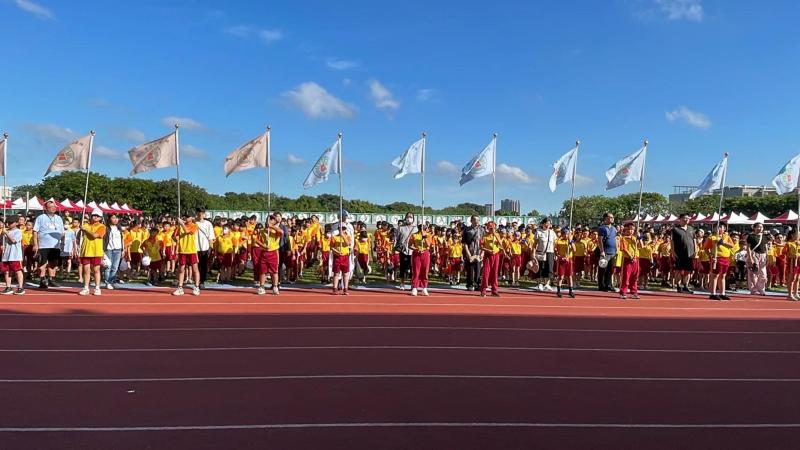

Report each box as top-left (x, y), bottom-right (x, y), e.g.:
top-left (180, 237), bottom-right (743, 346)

top-left (78, 209), bottom-right (107, 296)
top-left (704, 223), bottom-right (734, 300)
top-left (479, 221), bottom-right (502, 298)
top-left (173, 215), bottom-right (200, 296)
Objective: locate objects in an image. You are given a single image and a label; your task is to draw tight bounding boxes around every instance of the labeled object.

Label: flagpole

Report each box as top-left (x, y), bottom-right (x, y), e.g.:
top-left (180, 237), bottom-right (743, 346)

top-left (569, 140), bottom-right (580, 229)
top-left (2, 133), bottom-right (7, 222)
top-left (81, 131), bottom-right (96, 224)
top-left (266, 125), bottom-right (272, 214)
top-left (635, 140), bottom-right (648, 232)
top-left (338, 132), bottom-right (343, 223)
top-left (174, 124), bottom-right (181, 218)
top-left (492, 132), bottom-right (497, 221)
top-left (713, 152), bottom-right (729, 271)
top-left (421, 132), bottom-right (427, 226)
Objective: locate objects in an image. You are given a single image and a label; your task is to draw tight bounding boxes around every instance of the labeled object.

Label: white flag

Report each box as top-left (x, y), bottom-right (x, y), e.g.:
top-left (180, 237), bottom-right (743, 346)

top-left (605, 146), bottom-right (647, 190)
top-left (128, 132), bottom-right (177, 176)
top-left (772, 154), bottom-right (800, 195)
top-left (0, 136), bottom-right (6, 178)
top-left (44, 134), bottom-right (93, 176)
top-left (224, 132), bottom-right (269, 177)
top-left (303, 139), bottom-right (341, 189)
top-left (459, 138), bottom-right (496, 186)
top-left (549, 146), bottom-right (578, 192)
top-left (689, 156), bottom-right (728, 199)
top-left (391, 138), bottom-right (424, 179)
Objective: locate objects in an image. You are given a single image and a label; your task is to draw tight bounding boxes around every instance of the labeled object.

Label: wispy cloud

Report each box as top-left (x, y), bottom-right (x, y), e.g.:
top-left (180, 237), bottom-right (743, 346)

top-left (436, 160), bottom-right (459, 175)
top-left (283, 82), bottom-right (355, 119)
top-left (182, 144), bottom-right (207, 158)
top-left (94, 145), bottom-right (125, 160)
top-left (368, 79), bottom-right (400, 111)
top-left (665, 106), bottom-right (711, 129)
top-left (326, 58), bottom-right (359, 70)
top-left (655, 0), bottom-right (704, 22)
top-left (14, 0), bottom-right (55, 20)
top-left (115, 128), bottom-right (146, 143)
top-left (162, 116), bottom-right (203, 130)
top-left (21, 123), bottom-right (76, 143)
top-left (286, 153), bottom-right (305, 165)
top-left (574, 174), bottom-right (594, 187)
top-left (497, 163), bottom-right (536, 184)
top-left (225, 25), bottom-right (283, 44)
top-left (417, 88), bottom-right (439, 102)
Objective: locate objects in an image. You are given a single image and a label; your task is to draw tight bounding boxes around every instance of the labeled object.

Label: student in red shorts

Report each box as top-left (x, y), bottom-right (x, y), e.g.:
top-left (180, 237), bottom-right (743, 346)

top-left (142, 228), bottom-right (163, 286)
top-left (1, 215), bottom-right (26, 295)
top-left (330, 223), bottom-right (352, 295)
top-left (554, 227), bottom-right (576, 298)
top-left (704, 223), bottom-right (734, 300)
top-left (78, 209), bottom-right (107, 296)
top-left (256, 215), bottom-right (283, 296)
top-left (173, 215), bottom-right (200, 296)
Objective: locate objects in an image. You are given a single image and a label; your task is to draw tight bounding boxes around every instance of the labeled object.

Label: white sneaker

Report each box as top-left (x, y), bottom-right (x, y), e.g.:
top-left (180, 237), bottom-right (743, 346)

top-left (537, 284), bottom-right (544, 292)
top-left (192, 287), bottom-right (200, 296)
top-left (272, 287), bottom-right (280, 295)
top-left (105, 283), bottom-right (115, 290)
top-left (400, 284), bottom-right (406, 291)
top-left (411, 288), bottom-right (418, 296)
top-left (172, 287), bottom-right (184, 296)
top-left (78, 288), bottom-right (89, 296)
top-left (545, 285), bottom-right (555, 292)
top-left (93, 288), bottom-right (101, 296)
top-left (257, 286), bottom-right (266, 295)
top-left (422, 288), bottom-right (429, 296)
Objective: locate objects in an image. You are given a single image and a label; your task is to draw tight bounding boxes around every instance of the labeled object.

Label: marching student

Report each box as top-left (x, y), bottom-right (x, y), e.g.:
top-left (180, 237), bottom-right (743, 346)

top-left (704, 223), bottom-right (734, 300)
top-left (142, 227), bottom-right (164, 286)
top-left (618, 222), bottom-right (641, 300)
top-left (409, 224), bottom-right (434, 296)
top-left (554, 227), bottom-right (575, 298)
top-left (330, 221), bottom-right (352, 295)
top-left (173, 214), bottom-right (201, 296)
top-left (1, 215), bottom-right (26, 295)
top-left (479, 221), bottom-right (502, 298)
top-left (160, 221), bottom-right (177, 275)
top-left (78, 209), bottom-right (107, 296)
top-left (22, 220), bottom-right (35, 277)
top-left (256, 214), bottom-right (283, 295)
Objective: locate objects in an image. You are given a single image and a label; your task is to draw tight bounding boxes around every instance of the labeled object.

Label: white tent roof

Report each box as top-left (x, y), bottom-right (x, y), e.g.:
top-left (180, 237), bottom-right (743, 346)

top-left (751, 212), bottom-right (770, 223)
top-left (729, 212), bottom-right (754, 225)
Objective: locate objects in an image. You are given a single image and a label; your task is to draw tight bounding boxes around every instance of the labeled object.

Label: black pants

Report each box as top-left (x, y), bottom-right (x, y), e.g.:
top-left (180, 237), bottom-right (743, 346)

top-left (597, 253), bottom-right (616, 291)
top-left (465, 258), bottom-right (481, 290)
top-left (399, 254), bottom-right (412, 280)
top-left (198, 250), bottom-right (210, 284)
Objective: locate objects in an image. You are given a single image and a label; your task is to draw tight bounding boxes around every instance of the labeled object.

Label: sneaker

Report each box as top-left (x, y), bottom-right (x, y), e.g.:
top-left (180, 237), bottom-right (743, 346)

top-left (79, 288), bottom-right (89, 296)
top-left (14, 288), bottom-right (25, 295)
top-left (272, 287), bottom-right (280, 295)
top-left (199, 283), bottom-right (206, 289)
top-left (556, 291), bottom-right (563, 298)
top-left (257, 286), bottom-right (266, 295)
top-left (192, 287), bottom-right (200, 296)
top-left (48, 280), bottom-right (60, 288)
top-left (619, 294), bottom-right (627, 299)
top-left (491, 292), bottom-right (501, 297)
top-left (93, 288), bottom-right (101, 296)
top-left (568, 292), bottom-right (576, 298)
top-left (411, 288), bottom-right (418, 297)
top-left (709, 294), bottom-right (720, 300)
top-left (480, 292), bottom-right (486, 298)
top-left (399, 284), bottom-right (406, 291)
top-left (719, 295), bottom-right (731, 301)
top-left (1, 288), bottom-right (13, 295)
top-left (545, 285), bottom-right (555, 292)
top-left (105, 283), bottom-right (115, 290)
top-left (39, 280), bottom-right (48, 289)
top-left (144, 282), bottom-right (153, 287)
top-left (630, 294), bottom-right (640, 299)
top-left (172, 287), bottom-right (184, 296)
top-left (422, 288), bottom-right (429, 297)
top-left (536, 284), bottom-right (544, 292)
top-left (332, 289), bottom-right (338, 295)
top-left (343, 290), bottom-right (350, 296)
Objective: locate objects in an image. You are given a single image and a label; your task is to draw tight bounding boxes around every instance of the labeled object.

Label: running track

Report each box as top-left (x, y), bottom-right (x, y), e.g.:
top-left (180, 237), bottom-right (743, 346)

top-left (1, 286), bottom-right (799, 449)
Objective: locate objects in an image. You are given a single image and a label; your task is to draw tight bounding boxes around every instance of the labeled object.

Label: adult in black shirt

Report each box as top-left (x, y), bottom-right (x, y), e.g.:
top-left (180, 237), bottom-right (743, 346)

top-left (671, 213), bottom-right (695, 293)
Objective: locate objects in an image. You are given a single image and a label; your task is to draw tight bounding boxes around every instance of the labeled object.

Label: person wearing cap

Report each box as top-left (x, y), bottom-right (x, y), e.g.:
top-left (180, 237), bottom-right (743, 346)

top-left (78, 209), bottom-right (107, 296)
top-left (330, 210), bottom-right (356, 286)
top-left (173, 214), bottom-right (201, 296)
top-left (554, 227), bottom-right (576, 298)
top-left (1, 215), bottom-right (26, 295)
top-left (408, 224), bottom-right (434, 296)
top-left (32, 200), bottom-right (65, 289)
top-left (479, 221), bottom-right (502, 298)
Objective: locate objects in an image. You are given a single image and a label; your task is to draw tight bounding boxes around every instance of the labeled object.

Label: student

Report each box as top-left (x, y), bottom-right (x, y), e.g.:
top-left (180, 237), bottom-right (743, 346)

top-left (142, 228), bottom-right (163, 286)
top-left (256, 215), bottom-right (283, 295)
top-left (618, 223), bottom-right (641, 299)
top-left (507, 231), bottom-right (523, 287)
top-left (447, 229), bottom-right (463, 285)
top-left (78, 210), bottom-right (107, 296)
top-left (128, 221), bottom-right (145, 276)
top-left (173, 215), bottom-right (200, 296)
top-left (1, 215), bottom-right (26, 295)
top-left (160, 222), bottom-right (177, 275)
top-left (554, 227), bottom-right (575, 298)
top-left (785, 229), bottom-right (800, 301)
top-left (320, 224), bottom-right (332, 284)
top-left (409, 224), bottom-right (433, 297)
top-left (61, 220), bottom-right (78, 280)
top-left (704, 223), bottom-right (734, 300)
top-left (330, 222), bottom-right (352, 295)
top-left (479, 221), bottom-right (502, 298)
top-left (216, 227), bottom-right (234, 283)
top-left (638, 232), bottom-right (655, 290)
top-left (355, 230), bottom-right (371, 285)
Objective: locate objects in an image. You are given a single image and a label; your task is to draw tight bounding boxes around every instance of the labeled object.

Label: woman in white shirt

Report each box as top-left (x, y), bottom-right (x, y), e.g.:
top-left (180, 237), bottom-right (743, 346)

top-left (533, 218), bottom-right (557, 292)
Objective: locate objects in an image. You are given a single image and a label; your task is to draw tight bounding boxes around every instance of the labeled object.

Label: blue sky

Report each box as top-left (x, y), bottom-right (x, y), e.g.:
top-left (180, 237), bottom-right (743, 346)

top-left (2, 0), bottom-right (799, 214)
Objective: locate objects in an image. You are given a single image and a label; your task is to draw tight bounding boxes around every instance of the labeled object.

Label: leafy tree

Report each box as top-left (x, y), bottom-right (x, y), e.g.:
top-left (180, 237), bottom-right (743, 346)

top-left (494, 209), bottom-right (517, 216)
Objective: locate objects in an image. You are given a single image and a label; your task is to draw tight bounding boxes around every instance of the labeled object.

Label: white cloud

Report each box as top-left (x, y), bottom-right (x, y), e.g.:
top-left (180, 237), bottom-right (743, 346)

top-left (286, 153), bottom-right (304, 165)
top-left (14, 0), bottom-right (54, 20)
top-left (574, 174), bottom-right (594, 187)
top-left (117, 128), bottom-right (146, 143)
top-left (497, 163), bottom-right (535, 184)
top-left (182, 144), bottom-right (207, 158)
top-left (225, 25), bottom-right (283, 44)
top-left (368, 79), bottom-right (400, 111)
top-left (326, 58), bottom-right (359, 70)
top-left (94, 145), bottom-right (125, 160)
top-left (436, 160), bottom-right (459, 175)
top-left (162, 116), bottom-right (203, 130)
top-left (665, 106), bottom-right (711, 129)
top-left (283, 82), bottom-right (355, 119)
top-left (417, 88), bottom-right (439, 102)
top-left (22, 123), bottom-right (76, 143)
top-left (654, 0), bottom-right (703, 22)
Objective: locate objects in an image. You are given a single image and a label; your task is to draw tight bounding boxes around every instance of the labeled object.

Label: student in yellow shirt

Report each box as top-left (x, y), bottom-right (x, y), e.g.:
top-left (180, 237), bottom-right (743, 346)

top-left (355, 230), bottom-right (371, 285)
top-left (506, 232), bottom-right (523, 287)
top-left (216, 227), bottom-right (235, 283)
top-left (22, 220), bottom-right (35, 275)
top-left (320, 224), bottom-right (332, 284)
top-left (573, 229), bottom-right (589, 285)
top-left (785, 229), bottom-right (800, 301)
top-left (142, 228), bottom-right (164, 287)
top-left (330, 222), bottom-right (352, 295)
top-left (554, 227), bottom-right (576, 298)
top-left (127, 222), bottom-right (145, 276)
top-left (447, 231), bottom-right (463, 285)
top-left (79, 209), bottom-right (107, 296)
top-left (703, 223), bottom-right (734, 300)
top-left (479, 221), bottom-right (502, 298)
top-left (638, 233), bottom-right (656, 290)
top-left (409, 224), bottom-right (435, 296)
top-left (255, 215), bottom-right (284, 295)
top-left (160, 222), bottom-right (177, 275)
top-left (618, 223), bottom-right (641, 299)
top-left (173, 215), bottom-right (200, 296)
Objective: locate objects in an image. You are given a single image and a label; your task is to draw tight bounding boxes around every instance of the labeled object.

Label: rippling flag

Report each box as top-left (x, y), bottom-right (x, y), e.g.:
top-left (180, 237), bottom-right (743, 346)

top-left (224, 131), bottom-right (269, 177)
top-left (690, 154), bottom-right (728, 199)
top-left (391, 138), bottom-right (425, 179)
top-left (605, 145), bottom-right (647, 190)
top-left (549, 145), bottom-right (578, 192)
top-left (303, 139), bottom-right (341, 189)
top-left (459, 138), bottom-right (496, 186)
top-left (128, 132), bottom-right (178, 176)
top-left (772, 154), bottom-right (800, 195)
top-left (44, 134), bottom-right (93, 176)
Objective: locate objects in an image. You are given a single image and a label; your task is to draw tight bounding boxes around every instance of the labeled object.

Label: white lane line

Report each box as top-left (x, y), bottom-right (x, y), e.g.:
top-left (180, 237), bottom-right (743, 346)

top-left (1, 422), bottom-right (799, 432)
top-left (1, 374), bottom-right (798, 383)
top-left (0, 346), bottom-right (797, 354)
top-left (0, 326), bottom-right (797, 334)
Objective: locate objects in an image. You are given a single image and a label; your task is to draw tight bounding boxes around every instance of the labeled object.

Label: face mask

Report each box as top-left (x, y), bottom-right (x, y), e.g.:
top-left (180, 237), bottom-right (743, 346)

top-left (406, 218), bottom-right (413, 224)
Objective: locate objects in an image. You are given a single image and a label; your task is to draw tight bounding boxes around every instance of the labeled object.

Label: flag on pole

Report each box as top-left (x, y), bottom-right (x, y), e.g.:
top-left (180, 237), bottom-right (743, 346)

top-left (44, 134), bottom-right (93, 176)
top-left (689, 156), bottom-right (728, 199)
top-left (772, 154), bottom-right (800, 195)
top-left (391, 138), bottom-right (425, 179)
top-left (0, 136), bottom-right (6, 177)
top-left (224, 132), bottom-right (269, 177)
top-left (303, 139), bottom-right (341, 189)
top-left (128, 132), bottom-right (178, 176)
top-left (605, 146), bottom-right (647, 190)
top-left (459, 138), bottom-right (496, 186)
top-left (549, 145), bottom-right (578, 192)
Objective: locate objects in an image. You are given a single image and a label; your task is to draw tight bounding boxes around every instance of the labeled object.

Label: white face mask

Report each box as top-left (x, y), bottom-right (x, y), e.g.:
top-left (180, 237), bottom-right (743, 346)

top-left (406, 218), bottom-right (413, 224)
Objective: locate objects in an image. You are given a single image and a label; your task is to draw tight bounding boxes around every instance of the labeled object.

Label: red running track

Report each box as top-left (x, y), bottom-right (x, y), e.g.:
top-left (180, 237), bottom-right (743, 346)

top-left (0, 286), bottom-right (799, 449)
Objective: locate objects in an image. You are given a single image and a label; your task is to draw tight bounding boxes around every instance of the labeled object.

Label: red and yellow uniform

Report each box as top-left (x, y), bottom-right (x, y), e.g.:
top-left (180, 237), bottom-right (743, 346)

top-left (618, 235), bottom-right (640, 296)
top-left (330, 231), bottom-right (351, 274)
top-left (257, 227), bottom-right (282, 275)
top-left (79, 222), bottom-right (106, 266)
top-left (448, 237), bottom-right (463, 274)
top-left (217, 234), bottom-right (234, 267)
top-left (703, 233), bottom-right (734, 275)
top-left (555, 237), bottom-right (573, 277)
top-left (480, 231), bottom-right (502, 295)
top-left (142, 237), bottom-right (163, 271)
top-left (177, 222), bottom-right (198, 266)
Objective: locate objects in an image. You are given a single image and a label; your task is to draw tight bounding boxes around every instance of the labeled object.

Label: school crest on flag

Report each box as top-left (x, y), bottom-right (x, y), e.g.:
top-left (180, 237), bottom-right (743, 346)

top-left (459, 138), bottom-right (496, 186)
top-left (549, 146), bottom-right (578, 192)
top-left (44, 134), bottom-right (93, 176)
top-left (224, 132), bottom-right (269, 177)
top-left (129, 132), bottom-right (178, 176)
top-left (605, 145), bottom-right (647, 190)
top-left (772, 154), bottom-right (800, 195)
top-left (303, 139), bottom-right (341, 189)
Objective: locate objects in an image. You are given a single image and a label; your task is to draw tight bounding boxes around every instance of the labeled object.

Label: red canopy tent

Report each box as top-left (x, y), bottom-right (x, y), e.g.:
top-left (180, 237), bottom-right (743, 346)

top-left (767, 210), bottom-right (798, 224)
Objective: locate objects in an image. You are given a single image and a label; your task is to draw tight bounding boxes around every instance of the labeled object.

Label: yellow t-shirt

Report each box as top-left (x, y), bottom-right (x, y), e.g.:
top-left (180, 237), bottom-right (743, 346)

top-left (639, 243), bottom-right (654, 259)
top-left (321, 236), bottom-right (331, 252)
top-left (785, 241), bottom-right (799, 259)
top-left (217, 235), bottom-right (234, 255)
top-left (331, 234), bottom-right (350, 255)
top-left (142, 239), bottom-right (162, 262)
top-left (448, 239), bottom-right (463, 258)
top-left (704, 234), bottom-right (734, 259)
top-left (356, 239), bottom-right (370, 255)
top-left (178, 223), bottom-right (198, 255)
top-left (80, 223), bottom-right (106, 258)
top-left (261, 228), bottom-right (282, 252)
top-left (481, 233), bottom-right (502, 255)
top-left (507, 240), bottom-right (522, 255)
top-left (619, 236), bottom-right (639, 260)
top-left (410, 232), bottom-right (434, 252)
top-left (161, 228), bottom-right (175, 247)
top-left (22, 230), bottom-right (33, 246)
top-left (128, 229), bottom-right (145, 253)
top-left (555, 238), bottom-right (573, 259)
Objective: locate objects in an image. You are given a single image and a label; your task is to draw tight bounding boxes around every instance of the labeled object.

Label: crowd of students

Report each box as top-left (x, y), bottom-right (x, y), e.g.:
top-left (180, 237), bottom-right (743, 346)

top-left (2, 200), bottom-right (798, 301)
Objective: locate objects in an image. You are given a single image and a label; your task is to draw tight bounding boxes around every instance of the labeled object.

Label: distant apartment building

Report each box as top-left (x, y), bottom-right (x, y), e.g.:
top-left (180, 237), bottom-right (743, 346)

top-left (500, 198), bottom-right (521, 215)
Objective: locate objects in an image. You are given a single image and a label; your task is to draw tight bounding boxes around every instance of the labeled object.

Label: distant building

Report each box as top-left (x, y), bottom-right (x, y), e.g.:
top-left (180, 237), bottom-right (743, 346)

top-left (670, 185), bottom-right (778, 207)
top-left (484, 203), bottom-right (494, 216)
top-left (500, 198), bottom-right (521, 215)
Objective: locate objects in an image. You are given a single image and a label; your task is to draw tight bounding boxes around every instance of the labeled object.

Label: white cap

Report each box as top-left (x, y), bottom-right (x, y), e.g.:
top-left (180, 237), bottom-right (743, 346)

top-left (91, 208), bottom-right (103, 217)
